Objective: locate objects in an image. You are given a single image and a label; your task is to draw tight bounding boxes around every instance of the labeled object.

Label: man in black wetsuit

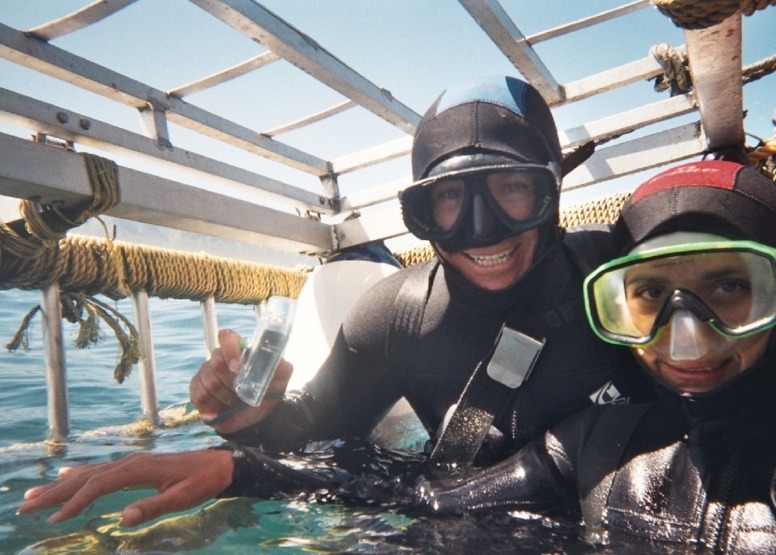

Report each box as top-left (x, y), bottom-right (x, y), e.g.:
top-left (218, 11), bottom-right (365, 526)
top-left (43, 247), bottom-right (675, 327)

top-left (414, 160), bottom-right (776, 553)
top-left (18, 76), bottom-right (657, 528)
top-left (190, 75), bottom-right (653, 462)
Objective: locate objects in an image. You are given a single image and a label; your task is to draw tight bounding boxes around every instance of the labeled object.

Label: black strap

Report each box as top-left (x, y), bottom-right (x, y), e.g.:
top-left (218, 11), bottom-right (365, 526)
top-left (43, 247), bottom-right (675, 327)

top-left (429, 325), bottom-right (525, 467)
top-left (386, 260), bottom-right (438, 382)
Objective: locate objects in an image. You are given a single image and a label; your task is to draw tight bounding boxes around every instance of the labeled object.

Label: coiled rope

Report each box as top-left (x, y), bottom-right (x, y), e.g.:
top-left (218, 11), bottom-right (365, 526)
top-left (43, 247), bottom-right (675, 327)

top-left (653, 0), bottom-right (776, 29)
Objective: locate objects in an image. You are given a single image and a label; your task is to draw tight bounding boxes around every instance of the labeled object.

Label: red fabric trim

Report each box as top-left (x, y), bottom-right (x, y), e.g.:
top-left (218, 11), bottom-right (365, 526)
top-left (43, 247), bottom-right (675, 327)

top-left (631, 161), bottom-right (742, 203)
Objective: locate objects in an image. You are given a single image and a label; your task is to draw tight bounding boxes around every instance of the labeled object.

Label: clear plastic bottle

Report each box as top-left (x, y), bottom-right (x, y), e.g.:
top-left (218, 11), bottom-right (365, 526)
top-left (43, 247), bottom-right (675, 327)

top-left (234, 296), bottom-right (296, 406)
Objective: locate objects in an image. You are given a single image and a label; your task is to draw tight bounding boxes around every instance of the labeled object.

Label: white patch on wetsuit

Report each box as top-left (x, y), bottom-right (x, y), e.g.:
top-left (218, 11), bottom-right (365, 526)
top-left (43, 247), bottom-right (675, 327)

top-left (589, 381), bottom-right (629, 405)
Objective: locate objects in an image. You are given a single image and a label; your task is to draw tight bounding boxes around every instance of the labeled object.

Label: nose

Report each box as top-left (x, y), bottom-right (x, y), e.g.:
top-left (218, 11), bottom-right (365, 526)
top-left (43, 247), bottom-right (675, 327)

top-left (668, 309), bottom-right (718, 361)
top-left (471, 194), bottom-right (495, 239)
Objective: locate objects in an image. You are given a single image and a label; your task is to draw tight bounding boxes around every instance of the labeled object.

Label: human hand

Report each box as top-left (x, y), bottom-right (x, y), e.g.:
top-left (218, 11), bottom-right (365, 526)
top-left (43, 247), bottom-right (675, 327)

top-left (189, 329), bottom-right (293, 434)
top-left (17, 449), bottom-right (234, 527)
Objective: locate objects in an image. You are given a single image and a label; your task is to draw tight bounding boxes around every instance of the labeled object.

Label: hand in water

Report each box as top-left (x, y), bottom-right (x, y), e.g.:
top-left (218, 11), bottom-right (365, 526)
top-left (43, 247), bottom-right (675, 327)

top-left (18, 450), bottom-right (234, 526)
top-left (189, 329), bottom-right (293, 434)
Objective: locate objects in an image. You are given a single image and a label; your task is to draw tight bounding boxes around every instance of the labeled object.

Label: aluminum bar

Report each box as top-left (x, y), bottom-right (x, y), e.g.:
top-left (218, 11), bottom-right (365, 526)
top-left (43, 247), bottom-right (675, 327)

top-left (26, 0), bottom-right (139, 41)
top-left (0, 88), bottom-right (333, 214)
top-left (132, 290), bottom-right (159, 422)
top-left (0, 23), bottom-right (327, 174)
top-left (0, 132), bottom-right (334, 253)
top-left (340, 176), bottom-right (411, 212)
top-left (40, 283), bottom-right (69, 441)
top-left (201, 298), bottom-right (219, 355)
top-left (527, 1), bottom-right (651, 44)
top-left (263, 100), bottom-right (355, 137)
top-left (458, 0), bottom-right (562, 103)
top-left (562, 122), bottom-right (705, 191)
top-left (330, 136), bottom-right (412, 175)
top-left (684, 13), bottom-right (744, 150)
top-left (559, 94), bottom-right (697, 149)
top-left (188, 0), bottom-right (420, 134)
top-left (561, 50), bottom-right (684, 105)
top-left (334, 205), bottom-right (407, 251)
top-left (168, 51), bottom-right (280, 98)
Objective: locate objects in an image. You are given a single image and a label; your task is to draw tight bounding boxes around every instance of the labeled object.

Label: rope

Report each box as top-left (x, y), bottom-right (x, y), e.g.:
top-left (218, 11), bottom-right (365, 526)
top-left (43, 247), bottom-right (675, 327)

top-left (748, 138), bottom-right (776, 182)
top-left (650, 44), bottom-right (692, 96)
top-left (653, 0), bottom-right (776, 30)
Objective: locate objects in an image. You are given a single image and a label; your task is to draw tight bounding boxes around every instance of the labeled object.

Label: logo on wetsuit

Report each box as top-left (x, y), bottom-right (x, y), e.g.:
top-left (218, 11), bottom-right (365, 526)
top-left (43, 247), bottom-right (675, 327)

top-left (589, 381), bottom-right (629, 405)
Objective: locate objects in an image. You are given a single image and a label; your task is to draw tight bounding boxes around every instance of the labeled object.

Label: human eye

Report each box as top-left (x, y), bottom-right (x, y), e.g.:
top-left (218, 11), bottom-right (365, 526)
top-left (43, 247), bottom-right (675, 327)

top-left (431, 180), bottom-right (463, 203)
top-left (635, 286), bottom-right (664, 301)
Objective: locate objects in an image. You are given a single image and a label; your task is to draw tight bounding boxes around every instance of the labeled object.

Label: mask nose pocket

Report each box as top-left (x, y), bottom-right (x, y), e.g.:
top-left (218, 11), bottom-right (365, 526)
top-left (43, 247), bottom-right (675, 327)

top-left (669, 310), bottom-right (704, 361)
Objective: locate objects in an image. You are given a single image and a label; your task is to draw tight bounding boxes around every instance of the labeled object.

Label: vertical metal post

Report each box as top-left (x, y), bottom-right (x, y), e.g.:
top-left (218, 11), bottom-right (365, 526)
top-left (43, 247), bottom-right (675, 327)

top-left (131, 289), bottom-right (159, 421)
top-left (40, 283), bottom-right (69, 441)
top-left (201, 297), bottom-right (219, 356)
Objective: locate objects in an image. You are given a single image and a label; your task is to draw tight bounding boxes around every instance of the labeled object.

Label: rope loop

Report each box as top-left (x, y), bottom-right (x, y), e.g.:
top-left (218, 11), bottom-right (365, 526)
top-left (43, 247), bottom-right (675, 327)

top-left (650, 43), bottom-right (692, 96)
top-left (653, 0), bottom-right (776, 30)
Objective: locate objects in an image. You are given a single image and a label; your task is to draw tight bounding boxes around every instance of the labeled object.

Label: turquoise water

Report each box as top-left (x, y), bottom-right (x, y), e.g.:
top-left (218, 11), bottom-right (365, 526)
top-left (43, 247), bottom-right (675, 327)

top-left (0, 289), bottom-right (594, 555)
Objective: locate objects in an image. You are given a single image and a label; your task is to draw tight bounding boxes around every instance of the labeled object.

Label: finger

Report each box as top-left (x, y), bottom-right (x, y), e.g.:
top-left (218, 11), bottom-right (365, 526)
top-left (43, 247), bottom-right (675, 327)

top-left (120, 450), bottom-right (234, 527)
top-left (217, 329), bottom-right (243, 374)
top-left (19, 462), bottom-right (114, 508)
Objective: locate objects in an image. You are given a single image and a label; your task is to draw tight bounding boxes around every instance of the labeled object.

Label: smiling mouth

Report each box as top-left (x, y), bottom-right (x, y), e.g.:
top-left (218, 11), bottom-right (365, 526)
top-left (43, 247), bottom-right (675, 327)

top-left (467, 245), bottom-right (517, 266)
top-left (664, 359), bottom-right (725, 374)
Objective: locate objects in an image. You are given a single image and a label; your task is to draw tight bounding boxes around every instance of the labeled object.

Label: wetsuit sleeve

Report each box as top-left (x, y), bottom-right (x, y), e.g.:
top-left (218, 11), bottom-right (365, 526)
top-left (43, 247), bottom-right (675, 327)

top-left (220, 272), bottom-right (408, 452)
top-left (414, 408), bottom-right (607, 517)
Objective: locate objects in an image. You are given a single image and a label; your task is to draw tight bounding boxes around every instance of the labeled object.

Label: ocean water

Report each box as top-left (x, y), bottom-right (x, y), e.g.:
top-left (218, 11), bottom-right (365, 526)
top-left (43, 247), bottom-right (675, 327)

top-left (0, 289), bottom-right (596, 555)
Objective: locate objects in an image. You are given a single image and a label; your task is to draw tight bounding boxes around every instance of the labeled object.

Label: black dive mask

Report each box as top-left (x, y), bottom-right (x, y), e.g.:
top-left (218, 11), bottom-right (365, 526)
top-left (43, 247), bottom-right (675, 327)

top-left (400, 162), bottom-right (559, 252)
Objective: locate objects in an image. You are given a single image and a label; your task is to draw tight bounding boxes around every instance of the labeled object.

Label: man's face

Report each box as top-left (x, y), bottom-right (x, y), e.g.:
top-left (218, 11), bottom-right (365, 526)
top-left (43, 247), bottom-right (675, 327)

top-left (431, 170), bottom-right (541, 291)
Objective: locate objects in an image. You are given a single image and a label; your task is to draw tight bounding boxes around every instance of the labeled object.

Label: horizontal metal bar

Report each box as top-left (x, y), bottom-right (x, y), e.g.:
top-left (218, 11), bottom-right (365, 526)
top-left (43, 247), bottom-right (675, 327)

top-left (263, 100), bottom-right (355, 137)
top-left (560, 50), bottom-right (684, 106)
top-left (527, 0), bottom-right (651, 44)
top-left (189, 0), bottom-right (421, 134)
top-left (333, 204), bottom-right (407, 251)
top-left (168, 51), bottom-right (280, 98)
top-left (458, 0), bottom-right (562, 103)
top-left (0, 132), bottom-right (334, 253)
top-left (0, 22), bottom-right (329, 175)
top-left (559, 94), bottom-right (697, 149)
top-left (0, 88), bottom-right (334, 214)
top-left (339, 176), bottom-right (411, 212)
top-left (562, 122), bottom-right (705, 191)
top-left (684, 13), bottom-right (744, 150)
top-left (329, 136), bottom-right (412, 175)
top-left (26, 0), bottom-right (139, 41)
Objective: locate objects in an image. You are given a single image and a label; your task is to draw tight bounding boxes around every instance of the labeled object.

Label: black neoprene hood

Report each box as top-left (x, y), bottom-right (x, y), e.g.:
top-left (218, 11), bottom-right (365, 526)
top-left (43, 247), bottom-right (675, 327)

top-left (411, 76), bottom-right (562, 181)
top-left (613, 160), bottom-right (776, 255)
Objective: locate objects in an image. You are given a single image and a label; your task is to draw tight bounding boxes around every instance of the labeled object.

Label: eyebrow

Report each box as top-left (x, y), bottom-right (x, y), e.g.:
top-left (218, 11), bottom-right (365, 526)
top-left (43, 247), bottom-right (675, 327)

top-left (624, 264), bottom-right (746, 289)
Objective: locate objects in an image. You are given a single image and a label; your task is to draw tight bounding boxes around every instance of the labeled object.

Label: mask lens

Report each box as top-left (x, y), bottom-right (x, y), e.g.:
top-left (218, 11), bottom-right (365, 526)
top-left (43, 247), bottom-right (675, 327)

top-left (585, 243), bottom-right (776, 345)
top-left (400, 165), bottom-right (556, 243)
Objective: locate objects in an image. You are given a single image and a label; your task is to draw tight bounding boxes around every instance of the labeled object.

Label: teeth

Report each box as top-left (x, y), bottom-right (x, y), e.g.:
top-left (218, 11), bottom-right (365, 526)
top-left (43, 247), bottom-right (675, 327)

top-left (469, 247), bottom-right (514, 266)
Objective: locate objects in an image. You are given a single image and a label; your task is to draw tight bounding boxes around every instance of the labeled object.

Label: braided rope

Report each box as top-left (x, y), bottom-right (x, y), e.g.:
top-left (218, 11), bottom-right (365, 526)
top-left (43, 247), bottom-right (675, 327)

top-left (653, 0), bottom-right (776, 29)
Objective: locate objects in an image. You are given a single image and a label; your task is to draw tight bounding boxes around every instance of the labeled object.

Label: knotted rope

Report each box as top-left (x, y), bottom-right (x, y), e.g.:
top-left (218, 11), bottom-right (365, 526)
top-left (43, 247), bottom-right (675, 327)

top-left (653, 0), bottom-right (776, 29)
top-left (650, 44), bottom-right (692, 96)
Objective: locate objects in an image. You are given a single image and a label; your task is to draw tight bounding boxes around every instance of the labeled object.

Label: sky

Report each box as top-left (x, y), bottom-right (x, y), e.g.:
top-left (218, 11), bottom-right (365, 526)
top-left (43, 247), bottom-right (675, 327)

top-left (0, 0), bottom-right (774, 259)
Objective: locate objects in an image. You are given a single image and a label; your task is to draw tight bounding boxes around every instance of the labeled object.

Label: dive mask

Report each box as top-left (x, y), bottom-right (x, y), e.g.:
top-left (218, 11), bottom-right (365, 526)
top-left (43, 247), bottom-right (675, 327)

top-left (399, 162), bottom-right (559, 252)
top-left (584, 240), bottom-right (776, 347)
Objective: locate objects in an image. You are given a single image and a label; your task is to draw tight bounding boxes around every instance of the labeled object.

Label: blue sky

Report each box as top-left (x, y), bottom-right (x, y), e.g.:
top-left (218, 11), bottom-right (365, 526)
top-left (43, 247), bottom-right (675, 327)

top-left (1, 1), bottom-right (774, 220)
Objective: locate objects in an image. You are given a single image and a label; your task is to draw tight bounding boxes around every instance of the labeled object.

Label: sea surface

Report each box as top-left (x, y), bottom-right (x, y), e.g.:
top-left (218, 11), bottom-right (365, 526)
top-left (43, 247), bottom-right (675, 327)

top-left (0, 288), bottom-right (606, 555)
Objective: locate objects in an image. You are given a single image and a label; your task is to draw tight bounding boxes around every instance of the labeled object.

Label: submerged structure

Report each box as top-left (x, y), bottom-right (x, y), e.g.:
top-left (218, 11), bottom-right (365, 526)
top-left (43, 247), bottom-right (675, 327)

top-left (0, 0), bottom-right (774, 440)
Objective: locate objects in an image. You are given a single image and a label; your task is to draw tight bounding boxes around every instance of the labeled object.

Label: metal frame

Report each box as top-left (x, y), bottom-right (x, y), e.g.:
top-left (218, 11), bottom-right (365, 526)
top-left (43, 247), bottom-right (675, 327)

top-left (0, 0), bottom-right (761, 437)
top-left (0, 0), bottom-right (753, 254)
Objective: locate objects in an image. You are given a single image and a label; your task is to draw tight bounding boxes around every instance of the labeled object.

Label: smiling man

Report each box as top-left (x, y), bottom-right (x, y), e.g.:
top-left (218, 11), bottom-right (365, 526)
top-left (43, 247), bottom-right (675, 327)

top-left (189, 75), bottom-right (655, 467)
